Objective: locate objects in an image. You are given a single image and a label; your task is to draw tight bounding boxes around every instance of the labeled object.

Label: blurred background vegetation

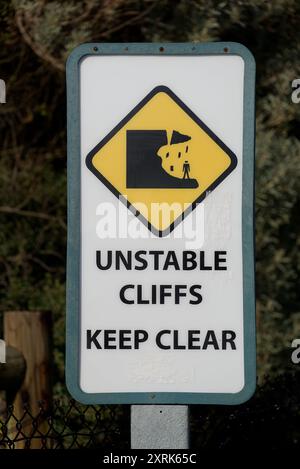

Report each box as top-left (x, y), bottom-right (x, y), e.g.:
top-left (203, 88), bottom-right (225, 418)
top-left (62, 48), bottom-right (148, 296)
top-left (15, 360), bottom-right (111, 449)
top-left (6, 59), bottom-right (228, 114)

top-left (0, 0), bottom-right (299, 447)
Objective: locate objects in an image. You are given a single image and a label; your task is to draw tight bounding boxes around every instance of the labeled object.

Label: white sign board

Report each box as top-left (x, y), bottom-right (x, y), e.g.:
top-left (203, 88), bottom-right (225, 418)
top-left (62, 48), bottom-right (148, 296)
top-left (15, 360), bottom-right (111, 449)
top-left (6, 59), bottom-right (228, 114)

top-left (66, 43), bottom-right (256, 404)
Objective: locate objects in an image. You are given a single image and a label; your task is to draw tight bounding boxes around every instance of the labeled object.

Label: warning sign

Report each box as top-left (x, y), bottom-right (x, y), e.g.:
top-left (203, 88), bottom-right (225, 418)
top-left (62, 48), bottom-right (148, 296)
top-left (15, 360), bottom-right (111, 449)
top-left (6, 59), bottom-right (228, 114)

top-left (86, 86), bottom-right (237, 235)
top-left (66, 42), bottom-right (256, 406)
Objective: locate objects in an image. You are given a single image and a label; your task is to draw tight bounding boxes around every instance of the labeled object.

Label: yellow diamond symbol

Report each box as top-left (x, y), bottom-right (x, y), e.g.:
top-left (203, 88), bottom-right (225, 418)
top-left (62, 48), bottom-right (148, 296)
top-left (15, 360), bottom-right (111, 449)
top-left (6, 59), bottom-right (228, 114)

top-left (86, 86), bottom-right (237, 236)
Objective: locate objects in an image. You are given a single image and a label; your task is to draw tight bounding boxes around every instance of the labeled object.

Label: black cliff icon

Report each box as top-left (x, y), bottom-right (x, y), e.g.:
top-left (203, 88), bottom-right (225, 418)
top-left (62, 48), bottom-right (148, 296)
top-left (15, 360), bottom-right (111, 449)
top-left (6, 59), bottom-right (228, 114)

top-left (126, 130), bottom-right (198, 188)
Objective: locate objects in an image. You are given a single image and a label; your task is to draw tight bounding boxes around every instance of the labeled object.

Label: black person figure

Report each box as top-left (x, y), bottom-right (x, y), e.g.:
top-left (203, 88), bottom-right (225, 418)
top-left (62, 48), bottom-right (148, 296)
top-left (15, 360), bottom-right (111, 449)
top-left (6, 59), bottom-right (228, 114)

top-left (183, 160), bottom-right (191, 179)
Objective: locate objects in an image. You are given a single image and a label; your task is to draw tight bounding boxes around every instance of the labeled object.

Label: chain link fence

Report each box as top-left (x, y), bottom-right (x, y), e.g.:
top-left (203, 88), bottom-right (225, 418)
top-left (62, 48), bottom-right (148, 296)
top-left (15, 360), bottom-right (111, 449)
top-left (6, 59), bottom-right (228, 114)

top-left (0, 372), bottom-right (300, 449)
top-left (0, 400), bottom-right (130, 449)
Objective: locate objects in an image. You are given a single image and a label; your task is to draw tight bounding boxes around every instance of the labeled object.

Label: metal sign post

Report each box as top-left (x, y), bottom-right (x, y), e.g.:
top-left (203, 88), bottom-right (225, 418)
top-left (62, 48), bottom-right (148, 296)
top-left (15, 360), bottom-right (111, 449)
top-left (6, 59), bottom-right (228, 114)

top-left (66, 42), bottom-right (256, 449)
top-left (0, 79), bottom-right (6, 104)
top-left (131, 405), bottom-right (189, 449)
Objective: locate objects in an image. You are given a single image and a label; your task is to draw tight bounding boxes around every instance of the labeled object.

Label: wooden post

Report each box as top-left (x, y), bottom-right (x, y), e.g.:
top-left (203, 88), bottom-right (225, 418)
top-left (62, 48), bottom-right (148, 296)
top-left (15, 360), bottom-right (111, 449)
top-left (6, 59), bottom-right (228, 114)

top-left (0, 346), bottom-right (26, 400)
top-left (4, 311), bottom-right (52, 448)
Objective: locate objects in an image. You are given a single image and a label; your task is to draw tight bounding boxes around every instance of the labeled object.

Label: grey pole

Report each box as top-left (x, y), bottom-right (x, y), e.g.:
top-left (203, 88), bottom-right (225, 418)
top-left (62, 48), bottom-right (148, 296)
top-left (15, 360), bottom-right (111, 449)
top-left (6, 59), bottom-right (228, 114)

top-left (131, 405), bottom-right (189, 449)
top-left (0, 79), bottom-right (6, 103)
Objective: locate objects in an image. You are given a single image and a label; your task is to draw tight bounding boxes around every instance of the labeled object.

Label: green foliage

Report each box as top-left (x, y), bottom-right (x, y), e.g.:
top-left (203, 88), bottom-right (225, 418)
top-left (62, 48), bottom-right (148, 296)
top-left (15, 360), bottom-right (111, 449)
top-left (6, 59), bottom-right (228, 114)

top-left (256, 132), bottom-right (300, 377)
top-left (0, 0), bottom-right (300, 396)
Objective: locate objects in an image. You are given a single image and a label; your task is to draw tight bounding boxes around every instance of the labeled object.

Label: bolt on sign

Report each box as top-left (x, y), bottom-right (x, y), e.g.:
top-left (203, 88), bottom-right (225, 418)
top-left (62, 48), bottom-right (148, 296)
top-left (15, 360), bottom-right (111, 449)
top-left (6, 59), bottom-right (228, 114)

top-left (66, 43), bottom-right (256, 404)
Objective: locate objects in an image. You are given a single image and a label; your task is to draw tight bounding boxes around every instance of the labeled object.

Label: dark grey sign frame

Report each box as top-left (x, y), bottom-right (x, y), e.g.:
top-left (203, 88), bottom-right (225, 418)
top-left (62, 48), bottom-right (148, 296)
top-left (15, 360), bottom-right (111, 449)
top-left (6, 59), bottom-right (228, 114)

top-left (66, 42), bottom-right (256, 405)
